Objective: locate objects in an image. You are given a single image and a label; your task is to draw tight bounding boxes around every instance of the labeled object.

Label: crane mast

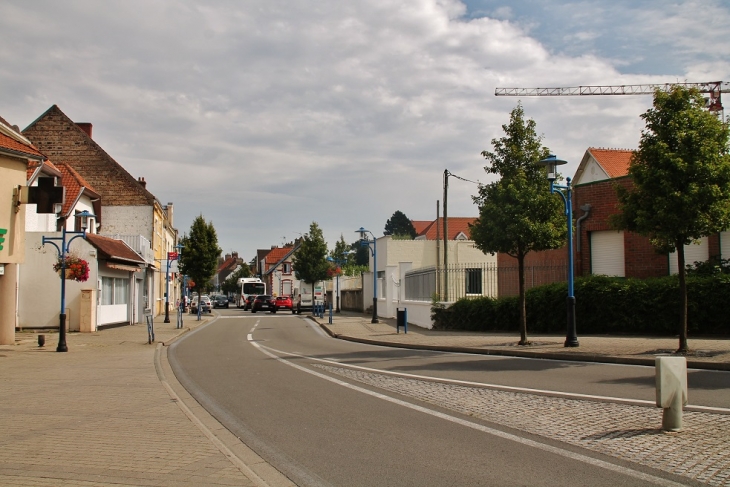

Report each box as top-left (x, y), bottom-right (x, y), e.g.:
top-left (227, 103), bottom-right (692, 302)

top-left (495, 81), bottom-right (729, 113)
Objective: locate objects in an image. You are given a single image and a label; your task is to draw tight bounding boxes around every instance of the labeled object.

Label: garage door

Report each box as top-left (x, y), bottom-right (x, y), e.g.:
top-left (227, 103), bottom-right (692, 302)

top-left (590, 231), bottom-right (625, 277)
top-left (669, 237), bottom-right (709, 274)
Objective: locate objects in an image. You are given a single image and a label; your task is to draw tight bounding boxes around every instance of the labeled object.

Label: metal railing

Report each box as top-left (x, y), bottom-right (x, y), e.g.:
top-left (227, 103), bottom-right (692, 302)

top-left (405, 262), bottom-right (569, 302)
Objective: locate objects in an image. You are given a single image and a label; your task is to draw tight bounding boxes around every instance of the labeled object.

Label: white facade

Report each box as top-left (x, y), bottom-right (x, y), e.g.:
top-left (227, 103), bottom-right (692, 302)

top-left (669, 238), bottom-right (709, 274)
top-left (364, 236), bottom-right (498, 327)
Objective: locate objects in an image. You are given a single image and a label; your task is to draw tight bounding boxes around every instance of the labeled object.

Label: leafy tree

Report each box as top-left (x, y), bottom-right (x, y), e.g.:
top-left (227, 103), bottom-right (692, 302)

top-left (611, 86), bottom-right (730, 353)
top-left (350, 240), bottom-right (370, 266)
top-left (384, 210), bottom-right (417, 238)
top-left (330, 234), bottom-right (352, 265)
top-left (221, 265), bottom-right (252, 295)
top-left (292, 222), bottom-right (329, 299)
top-left (179, 216), bottom-right (222, 305)
top-left (470, 103), bottom-right (565, 345)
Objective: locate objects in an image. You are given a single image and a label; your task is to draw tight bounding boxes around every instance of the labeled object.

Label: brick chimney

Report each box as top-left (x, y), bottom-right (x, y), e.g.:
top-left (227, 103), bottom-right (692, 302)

top-left (165, 202), bottom-right (173, 226)
top-left (138, 177), bottom-right (146, 188)
top-left (76, 123), bottom-right (93, 138)
top-left (225, 253), bottom-right (231, 261)
top-left (232, 251), bottom-right (238, 259)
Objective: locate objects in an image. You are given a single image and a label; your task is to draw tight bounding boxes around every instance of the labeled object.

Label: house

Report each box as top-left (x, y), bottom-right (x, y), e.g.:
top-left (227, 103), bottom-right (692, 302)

top-left (500, 147), bottom-right (728, 296)
top-left (362, 217), bottom-right (497, 327)
top-left (262, 244), bottom-right (299, 297)
top-left (20, 155), bottom-right (146, 330)
top-left (0, 116), bottom-right (46, 344)
top-left (22, 105), bottom-right (179, 320)
top-left (212, 251), bottom-right (244, 290)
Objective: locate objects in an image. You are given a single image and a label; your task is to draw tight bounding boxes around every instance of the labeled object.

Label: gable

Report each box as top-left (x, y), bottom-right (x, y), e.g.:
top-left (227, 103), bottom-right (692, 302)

top-left (23, 105), bottom-right (156, 207)
top-left (574, 148), bottom-right (633, 186)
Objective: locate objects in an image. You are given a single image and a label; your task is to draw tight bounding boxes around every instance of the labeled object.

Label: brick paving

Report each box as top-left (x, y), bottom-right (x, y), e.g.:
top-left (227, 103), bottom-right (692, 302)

top-left (314, 364), bottom-right (730, 486)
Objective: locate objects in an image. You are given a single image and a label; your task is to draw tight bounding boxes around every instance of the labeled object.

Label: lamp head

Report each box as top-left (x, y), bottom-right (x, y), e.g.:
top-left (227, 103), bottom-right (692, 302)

top-left (356, 227), bottom-right (370, 240)
top-left (76, 210), bottom-right (96, 231)
top-left (537, 154), bottom-right (567, 182)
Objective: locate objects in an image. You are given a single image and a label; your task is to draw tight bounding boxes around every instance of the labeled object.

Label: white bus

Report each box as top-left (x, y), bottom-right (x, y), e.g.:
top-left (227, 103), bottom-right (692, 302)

top-left (236, 277), bottom-right (266, 308)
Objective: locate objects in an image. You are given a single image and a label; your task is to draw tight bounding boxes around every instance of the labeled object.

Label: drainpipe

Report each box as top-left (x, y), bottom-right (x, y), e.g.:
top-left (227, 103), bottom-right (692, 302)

top-left (576, 204), bottom-right (592, 252)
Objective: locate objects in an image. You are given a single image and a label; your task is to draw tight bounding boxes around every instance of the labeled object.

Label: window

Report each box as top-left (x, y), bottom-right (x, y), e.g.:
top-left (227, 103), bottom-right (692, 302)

top-left (101, 277), bottom-right (129, 305)
top-left (283, 263), bottom-right (292, 274)
top-left (465, 268), bottom-right (482, 295)
top-left (102, 277), bottom-right (114, 305)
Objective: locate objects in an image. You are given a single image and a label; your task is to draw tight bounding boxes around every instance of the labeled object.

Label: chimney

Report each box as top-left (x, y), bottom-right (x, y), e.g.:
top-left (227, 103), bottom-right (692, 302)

top-left (76, 123), bottom-right (93, 138)
top-left (225, 253), bottom-right (231, 261)
top-left (232, 251), bottom-right (238, 259)
top-left (138, 177), bottom-right (146, 188)
top-left (165, 202), bottom-right (173, 226)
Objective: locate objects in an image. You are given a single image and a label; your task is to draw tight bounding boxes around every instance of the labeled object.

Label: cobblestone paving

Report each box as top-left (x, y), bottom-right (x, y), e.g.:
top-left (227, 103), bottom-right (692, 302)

top-left (315, 364), bottom-right (730, 486)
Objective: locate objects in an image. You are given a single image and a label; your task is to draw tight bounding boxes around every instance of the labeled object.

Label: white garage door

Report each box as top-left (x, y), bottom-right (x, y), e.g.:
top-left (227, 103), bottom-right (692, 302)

top-left (590, 231), bottom-right (625, 277)
top-left (669, 237), bottom-right (709, 274)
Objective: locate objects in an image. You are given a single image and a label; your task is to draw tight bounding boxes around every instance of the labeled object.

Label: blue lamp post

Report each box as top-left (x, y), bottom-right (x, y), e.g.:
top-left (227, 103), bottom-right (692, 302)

top-left (538, 154), bottom-right (578, 347)
top-left (356, 227), bottom-right (378, 324)
top-left (42, 210), bottom-right (95, 352)
top-left (164, 243), bottom-right (184, 323)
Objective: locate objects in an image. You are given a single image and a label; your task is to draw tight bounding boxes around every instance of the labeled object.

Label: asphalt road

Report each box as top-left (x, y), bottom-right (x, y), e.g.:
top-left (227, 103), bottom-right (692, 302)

top-left (168, 310), bottom-right (722, 486)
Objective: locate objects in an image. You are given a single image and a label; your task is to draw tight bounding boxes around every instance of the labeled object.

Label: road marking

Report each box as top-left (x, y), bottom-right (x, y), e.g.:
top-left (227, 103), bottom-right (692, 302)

top-left (248, 337), bottom-right (683, 486)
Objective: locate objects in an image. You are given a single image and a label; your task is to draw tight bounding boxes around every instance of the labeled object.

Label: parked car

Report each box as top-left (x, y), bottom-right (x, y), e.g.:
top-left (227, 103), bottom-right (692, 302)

top-left (190, 295), bottom-right (212, 314)
top-left (228, 295), bottom-right (236, 304)
top-left (273, 295), bottom-right (293, 313)
top-left (213, 295), bottom-right (229, 309)
top-left (244, 295), bottom-right (257, 311)
top-left (251, 295), bottom-right (275, 313)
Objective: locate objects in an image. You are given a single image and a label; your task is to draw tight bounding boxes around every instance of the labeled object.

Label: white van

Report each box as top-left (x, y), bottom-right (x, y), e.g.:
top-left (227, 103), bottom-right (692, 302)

top-left (292, 281), bottom-right (327, 314)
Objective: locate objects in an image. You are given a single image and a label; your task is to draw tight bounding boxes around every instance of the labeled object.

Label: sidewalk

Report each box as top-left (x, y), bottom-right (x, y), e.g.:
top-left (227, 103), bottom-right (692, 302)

top-left (314, 311), bottom-right (730, 371)
top-left (0, 313), bottom-right (294, 487)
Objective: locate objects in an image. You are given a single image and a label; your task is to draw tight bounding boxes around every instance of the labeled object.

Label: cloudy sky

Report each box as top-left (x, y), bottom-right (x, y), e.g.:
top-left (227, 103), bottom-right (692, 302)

top-left (2, 0), bottom-right (729, 260)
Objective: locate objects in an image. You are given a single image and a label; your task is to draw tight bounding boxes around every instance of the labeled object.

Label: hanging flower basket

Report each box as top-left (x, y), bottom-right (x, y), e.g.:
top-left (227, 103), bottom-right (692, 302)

top-left (53, 254), bottom-right (90, 282)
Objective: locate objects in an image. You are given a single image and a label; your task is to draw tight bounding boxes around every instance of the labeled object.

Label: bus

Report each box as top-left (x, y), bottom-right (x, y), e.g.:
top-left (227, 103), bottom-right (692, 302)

top-left (236, 277), bottom-right (266, 308)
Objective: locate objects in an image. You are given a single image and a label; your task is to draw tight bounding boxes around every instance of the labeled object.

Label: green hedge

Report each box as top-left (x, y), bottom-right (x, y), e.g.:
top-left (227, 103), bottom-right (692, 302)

top-left (432, 274), bottom-right (730, 336)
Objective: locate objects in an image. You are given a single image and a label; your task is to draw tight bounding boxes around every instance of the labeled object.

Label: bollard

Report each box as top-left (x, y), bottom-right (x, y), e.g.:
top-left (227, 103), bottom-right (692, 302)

top-left (396, 308), bottom-right (407, 334)
top-left (328, 301), bottom-right (333, 324)
top-left (655, 356), bottom-right (687, 431)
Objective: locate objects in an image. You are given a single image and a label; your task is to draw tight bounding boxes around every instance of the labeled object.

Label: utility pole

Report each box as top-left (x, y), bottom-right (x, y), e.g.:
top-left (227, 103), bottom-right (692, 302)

top-left (443, 170), bottom-right (449, 302)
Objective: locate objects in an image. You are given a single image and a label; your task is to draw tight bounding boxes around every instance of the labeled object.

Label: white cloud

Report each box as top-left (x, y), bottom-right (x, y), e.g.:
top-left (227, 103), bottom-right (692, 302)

top-left (1, 0), bottom-right (727, 257)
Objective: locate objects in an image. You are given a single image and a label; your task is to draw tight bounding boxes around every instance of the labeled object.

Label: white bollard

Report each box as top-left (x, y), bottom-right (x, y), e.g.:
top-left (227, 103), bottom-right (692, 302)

top-left (655, 356), bottom-right (687, 431)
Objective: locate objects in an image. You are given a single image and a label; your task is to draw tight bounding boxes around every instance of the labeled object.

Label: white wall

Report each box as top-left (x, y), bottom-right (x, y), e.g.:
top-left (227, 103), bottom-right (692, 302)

top-left (19, 233), bottom-right (99, 331)
top-left (101, 206), bottom-right (153, 241)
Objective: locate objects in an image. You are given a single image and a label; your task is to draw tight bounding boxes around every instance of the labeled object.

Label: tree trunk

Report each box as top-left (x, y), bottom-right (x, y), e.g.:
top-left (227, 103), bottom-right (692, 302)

top-left (676, 240), bottom-right (689, 354)
top-left (517, 251), bottom-right (528, 345)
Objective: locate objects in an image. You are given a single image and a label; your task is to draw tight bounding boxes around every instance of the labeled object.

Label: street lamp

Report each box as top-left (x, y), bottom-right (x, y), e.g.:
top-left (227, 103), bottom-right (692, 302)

top-left (42, 209), bottom-right (95, 352)
top-left (537, 154), bottom-right (578, 347)
top-left (327, 250), bottom-right (354, 313)
top-left (164, 243), bottom-right (183, 323)
top-left (356, 227), bottom-right (378, 323)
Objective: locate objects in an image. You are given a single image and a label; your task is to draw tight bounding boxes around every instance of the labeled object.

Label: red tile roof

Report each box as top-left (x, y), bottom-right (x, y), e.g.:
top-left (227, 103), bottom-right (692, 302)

top-left (411, 220), bottom-right (434, 235)
top-left (588, 148), bottom-right (633, 178)
top-left (56, 162), bottom-right (101, 217)
top-left (0, 130), bottom-right (45, 160)
top-left (416, 217), bottom-right (477, 240)
top-left (265, 247), bottom-right (291, 266)
top-left (217, 256), bottom-right (239, 273)
top-left (86, 233), bottom-right (145, 264)
top-left (26, 159), bottom-right (62, 181)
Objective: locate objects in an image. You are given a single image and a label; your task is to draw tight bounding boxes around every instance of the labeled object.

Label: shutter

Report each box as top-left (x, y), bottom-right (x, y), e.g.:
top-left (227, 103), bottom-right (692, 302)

top-left (669, 238), bottom-right (709, 274)
top-left (590, 231), bottom-right (625, 277)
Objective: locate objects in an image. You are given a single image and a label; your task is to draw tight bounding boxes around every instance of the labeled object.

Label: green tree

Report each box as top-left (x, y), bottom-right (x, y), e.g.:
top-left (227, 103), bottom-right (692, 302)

top-left (611, 86), bottom-right (730, 353)
top-left (221, 264), bottom-right (251, 295)
top-left (292, 222), bottom-right (329, 299)
top-left (470, 103), bottom-right (565, 345)
top-left (350, 240), bottom-right (370, 266)
top-left (384, 210), bottom-right (417, 238)
top-left (179, 215), bottom-right (222, 304)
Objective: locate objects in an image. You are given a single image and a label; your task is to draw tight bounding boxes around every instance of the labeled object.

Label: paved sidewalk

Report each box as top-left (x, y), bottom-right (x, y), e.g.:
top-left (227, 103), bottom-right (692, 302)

top-left (314, 311), bottom-right (730, 371)
top-left (0, 313), bottom-right (294, 487)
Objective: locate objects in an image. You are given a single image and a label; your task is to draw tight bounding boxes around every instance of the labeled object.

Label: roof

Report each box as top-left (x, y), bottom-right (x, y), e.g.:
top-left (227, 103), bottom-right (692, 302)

top-left (0, 120), bottom-right (45, 161)
top-left (217, 255), bottom-right (239, 273)
top-left (263, 244), bottom-right (300, 276)
top-left (411, 220), bottom-right (433, 235)
top-left (589, 148), bottom-right (633, 178)
top-left (415, 217), bottom-right (476, 240)
top-left (56, 162), bottom-right (101, 217)
top-left (85, 233), bottom-right (145, 264)
top-left (22, 105), bottom-right (156, 206)
top-left (26, 159), bottom-right (62, 181)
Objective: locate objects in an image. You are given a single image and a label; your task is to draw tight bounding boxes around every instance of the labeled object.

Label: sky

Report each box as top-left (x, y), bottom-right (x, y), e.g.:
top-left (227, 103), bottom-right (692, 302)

top-left (1, 0), bottom-right (729, 261)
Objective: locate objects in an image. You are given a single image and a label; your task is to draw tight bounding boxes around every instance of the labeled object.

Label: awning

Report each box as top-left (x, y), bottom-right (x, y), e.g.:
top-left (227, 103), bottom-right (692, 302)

top-left (106, 263), bottom-right (141, 272)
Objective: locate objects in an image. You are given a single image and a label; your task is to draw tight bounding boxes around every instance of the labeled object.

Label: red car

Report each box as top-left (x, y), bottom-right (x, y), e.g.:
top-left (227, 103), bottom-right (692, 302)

top-left (273, 295), bottom-right (294, 313)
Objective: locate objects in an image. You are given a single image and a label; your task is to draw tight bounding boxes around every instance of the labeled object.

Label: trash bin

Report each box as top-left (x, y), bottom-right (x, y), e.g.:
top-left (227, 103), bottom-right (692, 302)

top-left (396, 308), bottom-right (407, 334)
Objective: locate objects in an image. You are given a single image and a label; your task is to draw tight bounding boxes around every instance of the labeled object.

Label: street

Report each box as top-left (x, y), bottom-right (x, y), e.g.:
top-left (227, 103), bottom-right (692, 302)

top-left (168, 310), bottom-right (730, 486)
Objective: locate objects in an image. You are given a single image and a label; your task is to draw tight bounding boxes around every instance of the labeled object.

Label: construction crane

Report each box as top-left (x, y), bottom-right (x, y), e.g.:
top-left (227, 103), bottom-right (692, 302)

top-left (495, 81), bottom-right (730, 116)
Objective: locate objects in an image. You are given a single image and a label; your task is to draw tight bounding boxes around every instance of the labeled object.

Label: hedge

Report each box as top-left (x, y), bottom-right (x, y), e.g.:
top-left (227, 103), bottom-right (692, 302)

top-left (432, 274), bottom-right (730, 336)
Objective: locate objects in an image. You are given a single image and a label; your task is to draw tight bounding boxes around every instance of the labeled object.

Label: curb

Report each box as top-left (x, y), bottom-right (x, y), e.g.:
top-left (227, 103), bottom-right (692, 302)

top-left (315, 321), bottom-right (730, 371)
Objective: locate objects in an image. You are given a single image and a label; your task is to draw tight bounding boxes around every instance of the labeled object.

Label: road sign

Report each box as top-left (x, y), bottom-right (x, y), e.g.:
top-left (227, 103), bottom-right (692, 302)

top-left (167, 251), bottom-right (179, 260)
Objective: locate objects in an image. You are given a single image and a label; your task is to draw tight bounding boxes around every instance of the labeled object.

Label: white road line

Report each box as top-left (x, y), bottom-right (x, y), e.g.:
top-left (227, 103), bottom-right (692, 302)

top-left (247, 336), bottom-right (683, 486)
top-left (258, 344), bottom-right (730, 415)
